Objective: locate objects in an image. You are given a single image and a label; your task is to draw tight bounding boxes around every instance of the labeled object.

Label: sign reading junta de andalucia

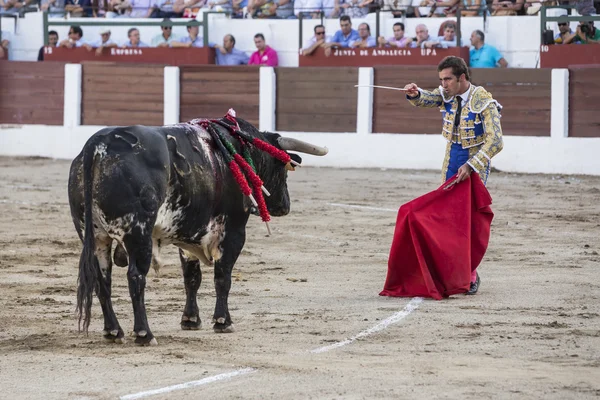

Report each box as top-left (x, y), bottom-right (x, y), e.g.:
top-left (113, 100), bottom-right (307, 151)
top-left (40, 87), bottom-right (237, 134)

top-left (332, 48), bottom-right (441, 57)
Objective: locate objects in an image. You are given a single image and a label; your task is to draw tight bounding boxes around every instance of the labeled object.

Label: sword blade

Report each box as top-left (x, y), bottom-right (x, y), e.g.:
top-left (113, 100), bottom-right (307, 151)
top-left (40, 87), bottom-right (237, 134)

top-left (354, 85), bottom-right (408, 91)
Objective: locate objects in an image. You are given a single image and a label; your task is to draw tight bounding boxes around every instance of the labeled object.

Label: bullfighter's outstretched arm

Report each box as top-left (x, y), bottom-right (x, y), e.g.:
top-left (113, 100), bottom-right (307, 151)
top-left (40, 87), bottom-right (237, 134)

top-left (406, 87), bottom-right (444, 108)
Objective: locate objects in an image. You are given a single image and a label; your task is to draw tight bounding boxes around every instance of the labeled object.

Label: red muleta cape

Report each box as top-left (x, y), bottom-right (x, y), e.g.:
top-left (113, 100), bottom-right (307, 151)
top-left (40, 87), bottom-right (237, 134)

top-left (379, 174), bottom-right (494, 300)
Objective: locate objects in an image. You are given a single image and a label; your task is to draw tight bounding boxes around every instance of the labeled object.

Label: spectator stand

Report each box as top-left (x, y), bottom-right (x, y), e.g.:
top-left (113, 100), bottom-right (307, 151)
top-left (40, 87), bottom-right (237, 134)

top-left (298, 6), bottom-right (479, 66)
top-left (539, 5), bottom-right (600, 67)
top-left (40, 13), bottom-right (231, 65)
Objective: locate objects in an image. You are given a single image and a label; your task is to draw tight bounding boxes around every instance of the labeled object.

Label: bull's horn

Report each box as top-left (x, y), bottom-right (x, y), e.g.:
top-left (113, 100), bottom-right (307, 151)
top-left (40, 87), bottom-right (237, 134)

top-left (276, 137), bottom-right (329, 156)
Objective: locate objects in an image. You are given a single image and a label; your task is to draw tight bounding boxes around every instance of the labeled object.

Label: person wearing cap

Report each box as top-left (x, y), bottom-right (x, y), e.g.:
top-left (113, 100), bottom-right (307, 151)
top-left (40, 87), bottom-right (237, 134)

top-left (83, 28), bottom-right (118, 55)
top-left (151, 20), bottom-right (180, 47)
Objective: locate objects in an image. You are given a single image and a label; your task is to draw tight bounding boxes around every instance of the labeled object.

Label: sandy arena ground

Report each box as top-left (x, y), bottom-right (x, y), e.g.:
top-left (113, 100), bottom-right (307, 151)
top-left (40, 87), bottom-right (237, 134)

top-left (0, 155), bottom-right (599, 400)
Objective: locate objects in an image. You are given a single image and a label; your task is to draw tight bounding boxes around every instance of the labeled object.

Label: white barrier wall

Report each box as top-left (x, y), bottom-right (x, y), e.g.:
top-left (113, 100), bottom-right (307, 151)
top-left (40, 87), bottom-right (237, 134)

top-left (2, 11), bottom-right (583, 67)
top-left (1, 64), bottom-right (600, 176)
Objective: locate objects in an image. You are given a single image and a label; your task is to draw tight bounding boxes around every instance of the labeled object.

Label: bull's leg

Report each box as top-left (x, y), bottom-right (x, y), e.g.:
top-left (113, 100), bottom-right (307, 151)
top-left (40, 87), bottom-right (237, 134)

top-left (179, 249), bottom-right (202, 330)
top-left (124, 234), bottom-right (157, 346)
top-left (96, 236), bottom-right (125, 343)
top-left (212, 230), bottom-right (245, 333)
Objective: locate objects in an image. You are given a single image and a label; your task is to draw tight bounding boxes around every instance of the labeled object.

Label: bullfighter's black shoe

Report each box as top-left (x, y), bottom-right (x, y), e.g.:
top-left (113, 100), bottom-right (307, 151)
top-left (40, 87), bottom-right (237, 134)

top-left (465, 273), bottom-right (480, 295)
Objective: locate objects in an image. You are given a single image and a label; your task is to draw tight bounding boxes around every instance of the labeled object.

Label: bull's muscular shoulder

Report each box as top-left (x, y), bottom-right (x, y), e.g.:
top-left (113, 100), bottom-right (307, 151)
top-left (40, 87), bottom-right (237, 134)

top-left (468, 86), bottom-right (502, 115)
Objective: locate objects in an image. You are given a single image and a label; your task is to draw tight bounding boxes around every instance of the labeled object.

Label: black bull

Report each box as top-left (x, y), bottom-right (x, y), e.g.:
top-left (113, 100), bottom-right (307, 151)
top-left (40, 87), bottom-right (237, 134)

top-left (68, 116), bottom-right (328, 345)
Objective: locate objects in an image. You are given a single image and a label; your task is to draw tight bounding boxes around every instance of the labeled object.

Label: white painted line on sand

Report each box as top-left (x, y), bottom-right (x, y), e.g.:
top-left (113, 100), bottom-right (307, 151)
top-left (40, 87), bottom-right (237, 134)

top-left (310, 297), bottom-right (424, 354)
top-left (327, 202), bottom-right (397, 213)
top-left (119, 367), bottom-right (257, 400)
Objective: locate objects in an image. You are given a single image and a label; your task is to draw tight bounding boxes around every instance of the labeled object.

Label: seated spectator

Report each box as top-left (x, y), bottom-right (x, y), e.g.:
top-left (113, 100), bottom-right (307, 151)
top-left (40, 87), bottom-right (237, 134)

top-left (564, 21), bottom-right (600, 44)
top-left (469, 29), bottom-right (508, 68)
top-left (41, 0), bottom-right (66, 17)
top-left (105, 0), bottom-right (134, 17)
top-left (272, 0), bottom-right (294, 18)
top-left (324, 15), bottom-right (360, 49)
top-left (246, 0), bottom-right (274, 17)
top-left (215, 34), bottom-right (250, 65)
top-left (422, 22), bottom-right (464, 48)
top-left (322, 0), bottom-right (339, 18)
top-left (151, 21), bottom-right (180, 47)
top-left (59, 26), bottom-right (88, 48)
top-left (64, 0), bottom-right (93, 17)
top-left (409, 23), bottom-right (432, 48)
top-left (84, 28), bottom-right (119, 55)
top-left (248, 33), bottom-right (278, 65)
top-left (150, 0), bottom-right (184, 17)
top-left (350, 23), bottom-right (376, 48)
top-left (0, 0), bottom-right (37, 16)
top-left (572, 0), bottom-right (596, 16)
top-left (339, 0), bottom-right (369, 18)
top-left (461, 0), bottom-right (487, 16)
top-left (301, 24), bottom-right (332, 55)
top-left (204, 0), bottom-right (233, 12)
top-left (122, 28), bottom-right (150, 47)
top-left (553, 21), bottom-right (573, 44)
top-left (229, 0), bottom-right (245, 17)
top-left (293, 0), bottom-right (321, 19)
top-left (381, 0), bottom-right (412, 18)
top-left (130, 0), bottom-right (154, 16)
top-left (38, 30), bottom-right (59, 61)
top-left (418, 0), bottom-right (459, 17)
top-left (0, 30), bottom-right (10, 60)
top-left (377, 22), bottom-right (411, 48)
top-left (171, 23), bottom-right (217, 47)
top-left (491, 0), bottom-right (524, 16)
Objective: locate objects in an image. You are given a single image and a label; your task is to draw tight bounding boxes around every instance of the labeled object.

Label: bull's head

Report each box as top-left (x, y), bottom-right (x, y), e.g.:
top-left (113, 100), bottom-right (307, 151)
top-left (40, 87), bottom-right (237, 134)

top-left (260, 132), bottom-right (328, 217)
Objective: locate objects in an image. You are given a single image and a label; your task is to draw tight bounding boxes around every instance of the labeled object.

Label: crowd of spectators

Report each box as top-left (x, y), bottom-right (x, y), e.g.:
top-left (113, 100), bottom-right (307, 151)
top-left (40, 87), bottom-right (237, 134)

top-left (299, 15), bottom-right (509, 66)
top-left (1, 0), bottom-right (598, 19)
top-left (34, 21), bottom-right (281, 64)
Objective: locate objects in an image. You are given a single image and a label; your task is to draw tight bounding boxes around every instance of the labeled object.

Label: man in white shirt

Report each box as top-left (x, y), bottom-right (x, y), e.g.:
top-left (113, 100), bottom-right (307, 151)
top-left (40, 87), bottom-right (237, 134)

top-left (83, 28), bottom-right (119, 55)
top-left (301, 24), bottom-right (331, 55)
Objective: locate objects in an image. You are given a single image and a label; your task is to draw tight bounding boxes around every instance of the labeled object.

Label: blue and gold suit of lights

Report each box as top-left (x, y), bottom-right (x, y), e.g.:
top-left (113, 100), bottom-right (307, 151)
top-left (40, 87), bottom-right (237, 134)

top-left (407, 85), bottom-right (504, 185)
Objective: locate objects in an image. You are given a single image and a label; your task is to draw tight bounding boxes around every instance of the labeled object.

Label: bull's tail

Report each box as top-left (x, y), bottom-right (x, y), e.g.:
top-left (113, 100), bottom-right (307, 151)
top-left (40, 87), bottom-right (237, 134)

top-left (76, 139), bottom-right (102, 334)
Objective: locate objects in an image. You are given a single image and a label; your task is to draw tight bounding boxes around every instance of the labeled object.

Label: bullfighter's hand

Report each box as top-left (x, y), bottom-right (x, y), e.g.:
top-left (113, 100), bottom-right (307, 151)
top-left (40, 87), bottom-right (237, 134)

top-left (456, 163), bottom-right (472, 183)
top-left (404, 83), bottom-right (419, 97)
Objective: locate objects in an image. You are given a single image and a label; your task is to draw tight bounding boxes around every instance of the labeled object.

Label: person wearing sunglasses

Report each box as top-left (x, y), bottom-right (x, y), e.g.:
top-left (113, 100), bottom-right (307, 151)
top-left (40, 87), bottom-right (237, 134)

top-left (151, 20), bottom-right (180, 47)
top-left (300, 24), bottom-right (331, 56)
top-left (553, 22), bottom-right (573, 44)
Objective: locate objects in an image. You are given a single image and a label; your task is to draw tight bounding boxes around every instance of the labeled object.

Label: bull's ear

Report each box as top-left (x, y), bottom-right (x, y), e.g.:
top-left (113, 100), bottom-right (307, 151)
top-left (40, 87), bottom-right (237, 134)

top-left (290, 153), bottom-right (302, 165)
top-left (285, 153), bottom-right (302, 171)
top-left (262, 131), bottom-right (282, 147)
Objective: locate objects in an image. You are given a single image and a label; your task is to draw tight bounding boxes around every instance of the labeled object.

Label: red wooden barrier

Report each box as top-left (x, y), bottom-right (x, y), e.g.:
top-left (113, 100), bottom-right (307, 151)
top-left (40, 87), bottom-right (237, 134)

top-left (43, 46), bottom-right (216, 65)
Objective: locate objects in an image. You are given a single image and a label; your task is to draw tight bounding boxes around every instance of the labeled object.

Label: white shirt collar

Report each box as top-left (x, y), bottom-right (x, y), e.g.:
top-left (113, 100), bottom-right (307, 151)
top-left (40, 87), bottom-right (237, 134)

top-left (457, 83), bottom-right (472, 103)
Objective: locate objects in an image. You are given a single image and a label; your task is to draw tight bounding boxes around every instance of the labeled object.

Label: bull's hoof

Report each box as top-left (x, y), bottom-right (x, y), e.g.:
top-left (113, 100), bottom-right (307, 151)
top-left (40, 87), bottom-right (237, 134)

top-left (213, 323), bottom-right (235, 333)
top-left (102, 328), bottom-right (125, 344)
top-left (134, 331), bottom-right (158, 346)
top-left (181, 315), bottom-right (202, 330)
